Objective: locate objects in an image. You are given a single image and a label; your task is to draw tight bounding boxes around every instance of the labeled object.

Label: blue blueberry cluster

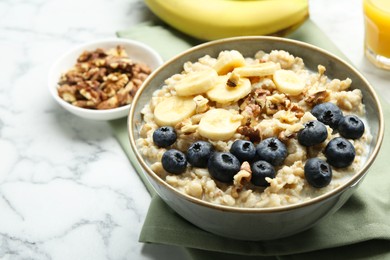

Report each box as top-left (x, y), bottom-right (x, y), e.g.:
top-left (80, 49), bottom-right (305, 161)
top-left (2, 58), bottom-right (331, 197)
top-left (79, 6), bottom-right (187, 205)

top-left (298, 102), bottom-right (365, 188)
top-left (154, 126), bottom-right (288, 186)
top-left (153, 102), bottom-right (366, 190)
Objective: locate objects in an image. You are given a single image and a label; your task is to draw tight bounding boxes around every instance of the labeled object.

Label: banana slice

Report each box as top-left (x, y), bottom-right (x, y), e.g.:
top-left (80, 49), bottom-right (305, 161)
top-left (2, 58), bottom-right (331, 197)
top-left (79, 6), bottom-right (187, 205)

top-left (233, 62), bottom-right (281, 77)
top-left (154, 96), bottom-right (196, 126)
top-left (207, 74), bottom-right (251, 104)
top-left (198, 109), bottom-right (243, 141)
top-left (175, 69), bottom-right (218, 96)
top-left (273, 69), bottom-right (305, 96)
top-left (213, 50), bottom-right (246, 75)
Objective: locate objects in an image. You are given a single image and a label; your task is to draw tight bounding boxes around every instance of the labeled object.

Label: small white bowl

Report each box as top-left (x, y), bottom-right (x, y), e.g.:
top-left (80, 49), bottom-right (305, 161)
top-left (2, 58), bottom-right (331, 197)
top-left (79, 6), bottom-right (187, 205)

top-left (48, 38), bottom-right (163, 120)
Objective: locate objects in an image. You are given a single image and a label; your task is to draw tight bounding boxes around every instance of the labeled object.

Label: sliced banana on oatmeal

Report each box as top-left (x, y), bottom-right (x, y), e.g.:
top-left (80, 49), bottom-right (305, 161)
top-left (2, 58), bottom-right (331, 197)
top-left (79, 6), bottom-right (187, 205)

top-left (206, 73), bottom-right (251, 104)
top-left (233, 62), bottom-right (281, 77)
top-left (273, 69), bottom-right (305, 96)
top-left (198, 108), bottom-right (242, 141)
top-left (154, 96), bottom-right (196, 126)
top-left (213, 50), bottom-right (246, 75)
top-left (174, 69), bottom-right (218, 96)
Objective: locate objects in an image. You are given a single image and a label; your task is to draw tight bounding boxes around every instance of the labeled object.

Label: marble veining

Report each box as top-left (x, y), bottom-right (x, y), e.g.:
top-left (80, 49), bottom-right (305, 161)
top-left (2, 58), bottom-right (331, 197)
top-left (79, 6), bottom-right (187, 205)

top-left (1, 0), bottom-right (389, 259)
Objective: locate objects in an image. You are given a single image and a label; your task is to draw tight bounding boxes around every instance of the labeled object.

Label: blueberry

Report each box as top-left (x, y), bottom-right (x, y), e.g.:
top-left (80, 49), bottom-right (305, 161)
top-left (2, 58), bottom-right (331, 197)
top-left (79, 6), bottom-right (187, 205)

top-left (256, 137), bottom-right (287, 166)
top-left (161, 149), bottom-right (187, 174)
top-left (338, 115), bottom-right (365, 139)
top-left (325, 137), bottom-right (356, 168)
top-left (208, 152), bottom-right (241, 183)
top-left (298, 120), bottom-right (328, 147)
top-left (230, 140), bottom-right (256, 163)
top-left (153, 126), bottom-right (177, 148)
top-left (187, 141), bottom-right (214, 168)
top-left (250, 160), bottom-right (275, 187)
top-left (311, 102), bottom-right (343, 129)
top-left (304, 158), bottom-right (332, 188)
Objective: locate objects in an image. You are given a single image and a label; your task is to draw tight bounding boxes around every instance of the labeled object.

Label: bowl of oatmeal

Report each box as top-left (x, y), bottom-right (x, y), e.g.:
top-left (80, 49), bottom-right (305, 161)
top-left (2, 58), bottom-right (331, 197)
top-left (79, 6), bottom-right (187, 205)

top-left (128, 36), bottom-right (384, 240)
top-left (48, 38), bottom-right (163, 120)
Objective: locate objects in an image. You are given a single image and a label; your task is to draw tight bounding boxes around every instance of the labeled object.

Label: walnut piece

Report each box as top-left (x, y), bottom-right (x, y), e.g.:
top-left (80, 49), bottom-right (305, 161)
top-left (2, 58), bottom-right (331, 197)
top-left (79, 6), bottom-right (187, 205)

top-left (57, 45), bottom-right (152, 110)
top-left (231, 162), bottom-right (252, 198)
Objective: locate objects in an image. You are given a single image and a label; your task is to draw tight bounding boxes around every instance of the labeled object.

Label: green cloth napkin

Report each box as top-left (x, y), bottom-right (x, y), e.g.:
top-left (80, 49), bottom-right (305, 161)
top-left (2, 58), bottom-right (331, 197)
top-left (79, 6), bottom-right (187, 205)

top-left (111, 20), bottom-right (390, 259)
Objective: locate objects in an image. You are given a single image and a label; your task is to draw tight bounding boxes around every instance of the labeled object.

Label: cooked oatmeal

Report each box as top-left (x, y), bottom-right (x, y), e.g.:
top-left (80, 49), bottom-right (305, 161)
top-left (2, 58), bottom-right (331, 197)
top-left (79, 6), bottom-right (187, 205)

top-left (136, 49), bottom-right (372, 208)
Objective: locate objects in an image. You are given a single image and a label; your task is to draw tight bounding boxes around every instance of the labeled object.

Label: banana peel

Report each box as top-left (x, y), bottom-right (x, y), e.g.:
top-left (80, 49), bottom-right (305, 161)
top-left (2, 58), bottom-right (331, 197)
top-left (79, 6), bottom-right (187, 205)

top-left (144, 0), bottom-right (310, 41)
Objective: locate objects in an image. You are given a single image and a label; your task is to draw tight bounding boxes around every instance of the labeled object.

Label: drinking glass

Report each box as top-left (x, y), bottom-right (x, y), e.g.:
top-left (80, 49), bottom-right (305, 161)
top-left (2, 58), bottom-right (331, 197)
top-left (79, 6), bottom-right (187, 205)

top-left (364, 0), bottom-right (390, 70)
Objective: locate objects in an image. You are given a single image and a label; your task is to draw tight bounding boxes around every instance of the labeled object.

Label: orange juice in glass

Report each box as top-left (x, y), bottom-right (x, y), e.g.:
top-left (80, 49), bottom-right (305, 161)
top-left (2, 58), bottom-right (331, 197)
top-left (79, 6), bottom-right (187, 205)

top-left (363, 0), bottom-right (390, 69)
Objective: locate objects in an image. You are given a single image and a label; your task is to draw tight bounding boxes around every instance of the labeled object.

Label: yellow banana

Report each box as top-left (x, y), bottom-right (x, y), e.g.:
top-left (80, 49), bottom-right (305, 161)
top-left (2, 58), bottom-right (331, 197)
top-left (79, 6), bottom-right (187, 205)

top-left (174, 69), bottom-right (218, 96)
top-left (214, 50), bottom-right (246, 75)
top-left (233, 62), bottom-right (281, 77)
top-left (198, 108), bottom-right (243, 140)
top-left (273, 69), bottom-right (305, 96)
top-left (154, 96), bottom-right (197, 126)
top-left (144, 0), bottom-right (309, 41)
top-left (207, 74), bottom-right (252, 104)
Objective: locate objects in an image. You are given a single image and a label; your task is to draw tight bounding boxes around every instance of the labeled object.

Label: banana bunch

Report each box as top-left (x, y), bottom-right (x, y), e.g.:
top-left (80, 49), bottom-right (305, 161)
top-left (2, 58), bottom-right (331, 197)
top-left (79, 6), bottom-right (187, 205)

top-left (154, 51), bottom-right (305, 140)
top-left (144, 0), bottom-right (309, 40)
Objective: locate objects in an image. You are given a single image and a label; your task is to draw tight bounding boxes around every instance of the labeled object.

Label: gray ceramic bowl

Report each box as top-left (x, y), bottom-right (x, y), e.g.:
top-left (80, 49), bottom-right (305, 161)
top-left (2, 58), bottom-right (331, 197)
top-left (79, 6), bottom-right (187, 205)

top-left (128, 36), bottom-right (384, 241)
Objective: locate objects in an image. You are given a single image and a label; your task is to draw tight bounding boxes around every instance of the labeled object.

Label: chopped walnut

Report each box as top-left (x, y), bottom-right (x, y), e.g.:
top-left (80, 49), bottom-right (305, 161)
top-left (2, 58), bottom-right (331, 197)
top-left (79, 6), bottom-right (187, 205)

top-left (304, 90), bottom-right (330, 106)
top-left (265, 93), bottom-right (288, 115)
top-left (227, 72), bottom-right (240, 87)
top-left (237, 126), bottom-right (260, 143)
top-left (179, 118), bottom-right (199, 134)
top-left (239, 88), bottom-right (270, 126)
top-left (240, 161), bottom-right (251, 173)
top-left (193, 95), bottom-right (209, 113)
top-left (57, 84), bottom-right (77, 102)
top-left (231, 163), bottom-right (252, 198)
top-left (289, 103), bottom-right (305, 119)
top-left (57, 45), bottom-right (152, 110)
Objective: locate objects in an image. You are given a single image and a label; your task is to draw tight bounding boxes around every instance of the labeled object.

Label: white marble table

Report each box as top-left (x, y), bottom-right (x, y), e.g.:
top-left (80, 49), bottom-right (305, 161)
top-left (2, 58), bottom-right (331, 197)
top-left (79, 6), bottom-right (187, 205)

top-left (1, 0), bottom-right (389, 259)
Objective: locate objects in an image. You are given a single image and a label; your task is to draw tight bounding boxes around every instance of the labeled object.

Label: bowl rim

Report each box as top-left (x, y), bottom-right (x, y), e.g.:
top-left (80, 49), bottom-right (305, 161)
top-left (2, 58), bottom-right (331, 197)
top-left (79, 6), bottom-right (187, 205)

top-left (48, 38), bottom-right (164, 119)
top-left (128, 36), bottom-right (384, 213)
